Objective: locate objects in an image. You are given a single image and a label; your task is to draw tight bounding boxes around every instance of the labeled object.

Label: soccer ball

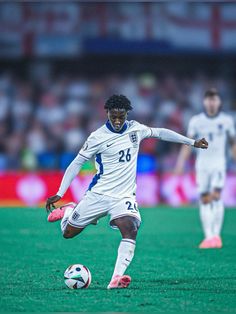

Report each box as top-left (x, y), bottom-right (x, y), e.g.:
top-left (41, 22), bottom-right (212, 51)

top-left (64, 264), bottom-right (92, 289)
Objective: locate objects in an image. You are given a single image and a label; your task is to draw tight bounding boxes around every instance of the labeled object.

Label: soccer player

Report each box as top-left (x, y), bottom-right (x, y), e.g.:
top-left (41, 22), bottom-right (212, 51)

top-left (46, 94), bottom-right (208, 288)
top-left (175, 88), bottom-right (236, 249)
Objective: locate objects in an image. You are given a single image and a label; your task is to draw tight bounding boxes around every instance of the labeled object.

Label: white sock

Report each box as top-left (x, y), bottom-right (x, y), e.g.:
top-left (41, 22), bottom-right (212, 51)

top-left (60, 206), bottom-right (74, 233)
top-left (200, 202), bottom-right (214, 239)
top-left (212, 199), bottom-right (224, 236)
top-left (112, 238), bottom-right (136, 279)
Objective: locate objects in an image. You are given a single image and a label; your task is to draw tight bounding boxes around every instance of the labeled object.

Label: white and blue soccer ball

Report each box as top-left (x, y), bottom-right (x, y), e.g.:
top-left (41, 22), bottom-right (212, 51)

top-left (64, 264), bottom-right (92, 289)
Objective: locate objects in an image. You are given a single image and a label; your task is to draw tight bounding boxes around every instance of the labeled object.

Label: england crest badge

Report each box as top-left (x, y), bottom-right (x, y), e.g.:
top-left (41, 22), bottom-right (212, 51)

top-left (129, 131), bottom-right (138, 147)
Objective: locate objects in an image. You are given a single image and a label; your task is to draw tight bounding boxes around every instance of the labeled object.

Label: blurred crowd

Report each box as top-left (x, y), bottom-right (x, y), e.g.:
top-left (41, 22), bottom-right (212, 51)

top-left (0, 71), bottom-right (236, 172)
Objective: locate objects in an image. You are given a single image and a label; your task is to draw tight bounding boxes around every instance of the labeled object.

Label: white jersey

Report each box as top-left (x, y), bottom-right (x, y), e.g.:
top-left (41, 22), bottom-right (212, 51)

top-left (79, 120), bottom-right (151, 198)
top-left (187, 112), bottom-right (235, 170)
top-left (57, 120), bottom-right (195, 199)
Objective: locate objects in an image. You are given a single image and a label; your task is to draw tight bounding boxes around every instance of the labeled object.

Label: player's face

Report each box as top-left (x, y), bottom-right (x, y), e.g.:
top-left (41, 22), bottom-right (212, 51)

top-left (203, 95), bottom-right (221, 116)
top-left (108, 109), bottom-right (128, 131)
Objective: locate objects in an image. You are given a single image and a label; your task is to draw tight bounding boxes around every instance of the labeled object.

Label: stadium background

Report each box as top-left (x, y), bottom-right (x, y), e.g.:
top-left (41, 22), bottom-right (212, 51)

top-left (0, 2), bottom-right (236, 207)
top-left (1, 2), bottom-right (236, 313)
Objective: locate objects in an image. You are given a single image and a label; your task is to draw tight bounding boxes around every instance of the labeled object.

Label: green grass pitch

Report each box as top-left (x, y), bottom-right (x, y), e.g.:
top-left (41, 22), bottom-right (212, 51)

top-left (1, 206), bottom-right (236, 312)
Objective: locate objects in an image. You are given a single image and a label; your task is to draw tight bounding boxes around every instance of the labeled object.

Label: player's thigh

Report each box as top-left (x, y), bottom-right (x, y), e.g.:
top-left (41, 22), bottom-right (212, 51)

top-left (109, 197), bottom-right (141, 230)
top-left (67, 191), bottom-right (108, 229)
top-left (200, 192), bottom-right (212, 204)
top-left (196, 169), bottom-right (211, 196)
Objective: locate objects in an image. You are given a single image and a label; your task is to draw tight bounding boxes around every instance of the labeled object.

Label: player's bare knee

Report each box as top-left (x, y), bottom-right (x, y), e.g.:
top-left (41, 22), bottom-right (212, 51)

top-left (122, 219), bottom-right (140, 239)
top-left (63, 232), bottom-right (71, 239)
top-left (201, 198), bottom-right (211, 205)
top-left (127, 226), bottom-right (138, 239)
top-left (130, 227), bottom-right (138, 239)
top-left (63, 224), bottom-right (83, 239)
top-left (63, 230), bottom-right (75, 239)
top-left (200, 193), bottom-right (211, 204)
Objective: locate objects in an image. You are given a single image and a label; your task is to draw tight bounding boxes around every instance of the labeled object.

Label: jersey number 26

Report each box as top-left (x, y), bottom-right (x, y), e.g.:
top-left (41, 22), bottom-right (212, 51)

top-left (119, 149), bottom-right (131, 162)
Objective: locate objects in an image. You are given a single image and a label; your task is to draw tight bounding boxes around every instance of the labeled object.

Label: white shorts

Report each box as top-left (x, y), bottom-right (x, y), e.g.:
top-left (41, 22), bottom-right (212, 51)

top-left (67, 191), bottom-right (141, 229)
top-left (196, 168), bottom-right (226, 194)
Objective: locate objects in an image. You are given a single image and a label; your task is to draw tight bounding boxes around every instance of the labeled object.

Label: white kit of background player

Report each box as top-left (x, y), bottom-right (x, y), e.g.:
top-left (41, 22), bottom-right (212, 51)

top-left (176, 89), bottom-right (236, 249)
top-left (46, 95), bottom-right (208, 289)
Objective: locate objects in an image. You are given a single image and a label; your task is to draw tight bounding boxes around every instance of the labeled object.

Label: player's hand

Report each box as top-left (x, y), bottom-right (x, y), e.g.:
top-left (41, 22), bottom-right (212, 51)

top-left (46, 195), bottom-right (61, 212)
top-left (194, 138), bottom-right (208, 149)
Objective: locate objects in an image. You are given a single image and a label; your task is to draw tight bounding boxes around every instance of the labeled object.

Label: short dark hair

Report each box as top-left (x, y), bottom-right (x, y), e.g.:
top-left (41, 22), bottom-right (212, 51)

top-left (104, 94), bottom-right (133, 111)
top-left (204, 88), bottom-right (220, 98)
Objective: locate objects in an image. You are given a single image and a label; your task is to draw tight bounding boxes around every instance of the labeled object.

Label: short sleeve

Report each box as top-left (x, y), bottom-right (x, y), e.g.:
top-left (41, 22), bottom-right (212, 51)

top-left (78, 132), bottom-right (100, 160)
top-left (187, 117), bottom-right (197, 138)
top-left (227, 116), bottom-right (236, 139)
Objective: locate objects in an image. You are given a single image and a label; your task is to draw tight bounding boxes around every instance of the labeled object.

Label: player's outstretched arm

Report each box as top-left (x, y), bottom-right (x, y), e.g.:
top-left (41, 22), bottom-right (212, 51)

top-left (45, 154), bottom-right (87, 212)
top-left (151, 128), bottom-right (195, 146)
top-left (148, 127), bottom-right (208, 175)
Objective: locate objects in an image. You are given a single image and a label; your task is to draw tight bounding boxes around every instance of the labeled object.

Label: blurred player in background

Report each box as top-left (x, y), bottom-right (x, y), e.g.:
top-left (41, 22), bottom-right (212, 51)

top-left (175, 88), bottom-right (236, 249)
top-left (46, 95), bottom-right (208, 289)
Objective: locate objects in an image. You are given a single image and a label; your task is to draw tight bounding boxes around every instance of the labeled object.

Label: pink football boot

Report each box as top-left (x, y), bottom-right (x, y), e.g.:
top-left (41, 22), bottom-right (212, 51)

top-left (212, 235), bottom-right (223, 248)
top-left (199, 238), bottom-right (215, 249)
top-left (107, 275), bottom-right (131, 289)
top-left (47, 202), bottom-right (76, 222)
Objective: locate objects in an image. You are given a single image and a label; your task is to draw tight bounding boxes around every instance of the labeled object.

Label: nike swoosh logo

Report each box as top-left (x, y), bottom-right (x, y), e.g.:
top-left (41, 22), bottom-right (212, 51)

top-left (107, 143), bottom-right (114, 147)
